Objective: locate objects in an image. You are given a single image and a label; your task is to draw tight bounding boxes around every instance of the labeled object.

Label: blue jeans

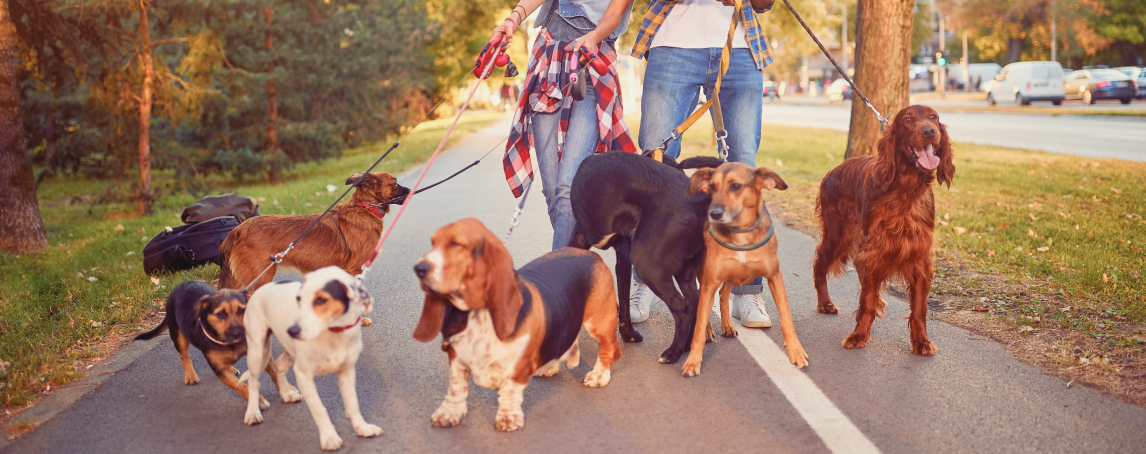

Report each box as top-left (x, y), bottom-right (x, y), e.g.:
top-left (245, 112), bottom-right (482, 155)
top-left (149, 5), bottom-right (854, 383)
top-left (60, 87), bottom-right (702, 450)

top-left (637, 46), bottom-right (764, 294)
top-left (531, 1), bottom-right (608, 250)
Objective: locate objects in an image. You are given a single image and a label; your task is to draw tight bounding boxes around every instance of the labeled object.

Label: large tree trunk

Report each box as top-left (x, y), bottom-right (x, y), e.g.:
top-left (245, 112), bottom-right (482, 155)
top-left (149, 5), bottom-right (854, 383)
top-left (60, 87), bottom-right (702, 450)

top-left (845, 0), bottom-right (914, 158)
top-left (138, 0), bottom-right (153, 215)
top-left (0, 0), bottom-right (48, 254)
top-left (264, 6), bottom-right (279, 182)
top-left (1005, 37), bottom-right (1023, 64)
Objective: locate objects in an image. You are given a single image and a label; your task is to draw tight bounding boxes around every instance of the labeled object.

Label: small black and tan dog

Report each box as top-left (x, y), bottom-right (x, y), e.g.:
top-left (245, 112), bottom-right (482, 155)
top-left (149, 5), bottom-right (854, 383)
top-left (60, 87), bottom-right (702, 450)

top-left (135, 281), bottom-right (280, 408)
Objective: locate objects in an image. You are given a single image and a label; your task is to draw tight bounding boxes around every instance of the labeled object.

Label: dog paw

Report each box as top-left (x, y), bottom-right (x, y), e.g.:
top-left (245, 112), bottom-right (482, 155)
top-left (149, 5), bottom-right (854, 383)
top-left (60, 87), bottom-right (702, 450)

top-left (912, 339), bottom-right (938, 356)
top-left (361, 317), bottom-right (373, 327)
top-left (183, 373), bottom-right (201, 385)
top-left (681, 360), bottom-right (702, 377)
top-left (354, 423), bottom-right (384, 438)
top-left (619, 326), bottom-right (643, 343)
top-left (841, 332), bottom-right (870, 349)
top-left (430, 404), bottom-right (467, 428)
top-left (494, 410), bottom-right (525, 432)
top-left (319, 430), bottom-right (344, 451)
top-left (259, 395), bottom-right (270, 410)
top-left (658, 347), bottom-right (683, 364)
top-left (533, 362), bottom-right (560, 378)
top-left (786, 343), bottom-right (809, 369)
top-left (582, 369), bottom-right (611, 388)
top-left (720, 324), bottom-right (739, 338)
top-left (816, 302), bottom-right (840, 315)
top-left (281, 387), bottom-right (303, 403)
top-left (244, 408), bottom-right (264, 426)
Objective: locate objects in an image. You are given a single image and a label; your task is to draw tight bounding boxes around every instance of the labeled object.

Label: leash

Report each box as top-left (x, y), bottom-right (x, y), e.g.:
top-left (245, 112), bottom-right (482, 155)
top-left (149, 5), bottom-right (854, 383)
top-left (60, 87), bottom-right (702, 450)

top-left (780, 0), bottom-right (887, 131)
top-left (504, 180), bottom-right (533, 242)
top-left (355, 39), bottom-right (512, 283)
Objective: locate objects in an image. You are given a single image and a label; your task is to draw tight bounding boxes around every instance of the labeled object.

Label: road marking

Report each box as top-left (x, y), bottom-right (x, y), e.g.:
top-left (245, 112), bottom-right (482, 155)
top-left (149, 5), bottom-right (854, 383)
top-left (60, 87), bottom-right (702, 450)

top-left (1089, 134), bottom-right (1146, 142)
top-left (734, 320), bottom-right (881, 454)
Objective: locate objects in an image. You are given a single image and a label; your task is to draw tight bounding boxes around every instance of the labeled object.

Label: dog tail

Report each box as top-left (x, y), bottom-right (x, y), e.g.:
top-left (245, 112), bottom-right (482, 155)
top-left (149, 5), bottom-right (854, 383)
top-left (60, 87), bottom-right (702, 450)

top-left (676, 156), bottom-right (725, 170)
top-left (567, 226), bottom-right (592, 250)
top-left (217, 233), bottom-right (237, 289)
top-left (134, 313), bottom-right (170, 341)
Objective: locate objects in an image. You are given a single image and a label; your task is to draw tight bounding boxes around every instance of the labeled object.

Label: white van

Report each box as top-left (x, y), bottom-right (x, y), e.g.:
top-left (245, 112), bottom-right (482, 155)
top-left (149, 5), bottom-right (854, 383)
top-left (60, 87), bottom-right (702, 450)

top-left (987, 61), bottom-right (1066, 106)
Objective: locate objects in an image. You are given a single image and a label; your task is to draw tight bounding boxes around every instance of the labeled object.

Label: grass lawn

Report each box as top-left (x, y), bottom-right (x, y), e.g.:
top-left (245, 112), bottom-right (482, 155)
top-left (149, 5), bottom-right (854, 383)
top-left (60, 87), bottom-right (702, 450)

top-left (0, 112), bottom-right (504, 409)
top-left (638, 112), bottom-right (1145, 404)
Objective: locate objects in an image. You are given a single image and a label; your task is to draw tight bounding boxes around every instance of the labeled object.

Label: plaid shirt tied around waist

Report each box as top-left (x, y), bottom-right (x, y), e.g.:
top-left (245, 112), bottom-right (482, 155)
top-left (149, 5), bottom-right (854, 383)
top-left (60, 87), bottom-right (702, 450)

top-left (630, 0), bottom-right (775, 70)
top-left (503, 30), bottom-right (637, 198)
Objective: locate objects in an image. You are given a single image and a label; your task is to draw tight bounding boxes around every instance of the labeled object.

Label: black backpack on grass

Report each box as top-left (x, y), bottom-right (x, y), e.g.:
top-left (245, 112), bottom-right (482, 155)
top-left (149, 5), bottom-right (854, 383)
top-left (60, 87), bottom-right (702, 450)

top-left (142, 216), bottom-right (241, 276)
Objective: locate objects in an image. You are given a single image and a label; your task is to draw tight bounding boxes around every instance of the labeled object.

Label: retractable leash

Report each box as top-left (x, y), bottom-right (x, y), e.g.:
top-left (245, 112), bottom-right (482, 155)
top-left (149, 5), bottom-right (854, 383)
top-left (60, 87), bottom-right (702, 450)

top-left (356, 38), bottom-right (514, 282)
top-left (780, 0), bottom-right (887, 131)
top-left (504, 181), bottom-right (533, 242)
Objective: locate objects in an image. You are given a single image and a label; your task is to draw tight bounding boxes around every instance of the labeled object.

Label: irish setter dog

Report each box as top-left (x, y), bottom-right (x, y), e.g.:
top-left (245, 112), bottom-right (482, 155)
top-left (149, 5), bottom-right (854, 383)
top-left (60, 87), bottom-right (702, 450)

top-left (813, 105), bottom-right (955, 356)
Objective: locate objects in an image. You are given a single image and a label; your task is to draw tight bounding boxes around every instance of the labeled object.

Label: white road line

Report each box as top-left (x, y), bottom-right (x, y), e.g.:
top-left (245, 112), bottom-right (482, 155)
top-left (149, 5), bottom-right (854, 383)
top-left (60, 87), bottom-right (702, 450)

top-left (734, 319), bottom-right (881, 454)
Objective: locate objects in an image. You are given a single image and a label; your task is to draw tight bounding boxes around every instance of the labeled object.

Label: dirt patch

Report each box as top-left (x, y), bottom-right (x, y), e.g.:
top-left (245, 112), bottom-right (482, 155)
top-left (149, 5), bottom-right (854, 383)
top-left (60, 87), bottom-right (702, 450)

top-left (769, 204), bottom-right (1146, 408)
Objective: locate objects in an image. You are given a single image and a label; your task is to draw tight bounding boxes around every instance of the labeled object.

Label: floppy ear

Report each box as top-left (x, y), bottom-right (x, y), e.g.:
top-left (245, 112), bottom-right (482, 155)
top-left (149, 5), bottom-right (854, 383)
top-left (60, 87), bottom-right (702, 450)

top-left (238, 288), bottom-right (248, 301)
top-left (345, 172), bottom-right (365, 186)
top-left (688, 168), bottom-right (715, 196)
top-left (197, 294), bottom-right (212, 319)
top-left (753, 167), bottom-right (788, 191)
top-left (412, 293), bottom-right (450, 342)
top-left (349, 279), bottom-right (374, 314)
top-left (465, 231), bottom-right (523, 341)
top-left (874, 119), bottom-right (900, 189)
top-left (936, 123), bottom-right (955, 188)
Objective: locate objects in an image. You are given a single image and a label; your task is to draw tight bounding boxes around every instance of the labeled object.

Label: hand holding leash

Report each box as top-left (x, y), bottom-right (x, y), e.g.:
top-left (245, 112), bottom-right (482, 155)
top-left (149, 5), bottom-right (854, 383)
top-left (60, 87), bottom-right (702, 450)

top-left (474, 35), bottom-right (518, 79)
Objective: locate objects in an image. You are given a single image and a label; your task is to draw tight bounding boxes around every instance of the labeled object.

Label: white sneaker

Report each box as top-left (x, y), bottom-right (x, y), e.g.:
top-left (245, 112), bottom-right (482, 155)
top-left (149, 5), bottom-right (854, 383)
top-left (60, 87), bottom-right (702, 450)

top-left (731, 293), bottom-right (772, 328)
top-left (629, 283), bottom-right (657, 323)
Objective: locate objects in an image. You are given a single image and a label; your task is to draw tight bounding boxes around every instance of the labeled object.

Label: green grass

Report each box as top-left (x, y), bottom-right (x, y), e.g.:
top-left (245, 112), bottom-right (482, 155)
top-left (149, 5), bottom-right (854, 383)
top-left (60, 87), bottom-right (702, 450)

top-left (636, 114), bottom-right (1145, 344)
top-left (0, 112), bottom-right (504, 407)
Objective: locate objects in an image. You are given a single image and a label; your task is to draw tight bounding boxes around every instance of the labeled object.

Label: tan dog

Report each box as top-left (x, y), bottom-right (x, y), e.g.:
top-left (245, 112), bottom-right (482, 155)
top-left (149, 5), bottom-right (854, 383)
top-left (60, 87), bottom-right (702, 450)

top-left (412, 218), bottom-right (621, 432)
top-left (218, 171), bottom-right (409, 291)
top-left (681, 163), bottom-right (808, 376)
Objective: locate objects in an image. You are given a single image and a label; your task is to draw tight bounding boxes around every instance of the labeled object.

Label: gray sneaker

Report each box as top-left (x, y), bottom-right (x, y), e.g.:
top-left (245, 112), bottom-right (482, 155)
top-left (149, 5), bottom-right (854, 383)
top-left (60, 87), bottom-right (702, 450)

top-left (630, 283), bottom-right (657, 323)
top-left (731, 293), bottom-right (772, 328)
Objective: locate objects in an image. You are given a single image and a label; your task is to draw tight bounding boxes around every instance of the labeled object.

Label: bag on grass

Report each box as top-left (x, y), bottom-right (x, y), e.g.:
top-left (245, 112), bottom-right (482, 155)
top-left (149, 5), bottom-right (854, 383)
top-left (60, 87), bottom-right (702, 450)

top-left (142, 216), bottom-right (240, 276)
top-left (181, 194), bottom-right (260, 224)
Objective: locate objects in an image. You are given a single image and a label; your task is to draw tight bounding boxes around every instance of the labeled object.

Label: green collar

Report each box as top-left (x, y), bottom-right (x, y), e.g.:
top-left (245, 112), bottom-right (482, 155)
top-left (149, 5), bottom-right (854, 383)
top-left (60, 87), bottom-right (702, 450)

top-left (708, 221), bottom-right (774, 251)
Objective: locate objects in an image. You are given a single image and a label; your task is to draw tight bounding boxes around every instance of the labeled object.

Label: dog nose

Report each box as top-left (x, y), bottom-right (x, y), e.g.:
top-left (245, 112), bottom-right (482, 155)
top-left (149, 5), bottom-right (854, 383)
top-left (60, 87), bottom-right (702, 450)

top-left (227, 326), bottom-right (244, 339)
top-left (287, 325), bottom-right (301, 339)
top-left (709, 207), bottom-right (724, 221)
top-left (921, 126), bottom-right (937, 139)
top-left (413, 262), bottom-right (430, 279)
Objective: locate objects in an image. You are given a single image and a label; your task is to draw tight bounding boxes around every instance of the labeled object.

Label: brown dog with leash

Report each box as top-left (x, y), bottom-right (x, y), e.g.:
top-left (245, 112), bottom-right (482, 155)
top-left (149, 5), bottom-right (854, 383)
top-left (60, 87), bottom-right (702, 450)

top-left (682, 163), bottom-right (808, 376)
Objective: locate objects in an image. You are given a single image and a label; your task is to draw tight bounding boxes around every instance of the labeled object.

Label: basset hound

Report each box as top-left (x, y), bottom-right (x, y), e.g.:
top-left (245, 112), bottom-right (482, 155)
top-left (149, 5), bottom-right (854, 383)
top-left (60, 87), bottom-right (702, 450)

top-left (412, 218), bottom-right (621, 432)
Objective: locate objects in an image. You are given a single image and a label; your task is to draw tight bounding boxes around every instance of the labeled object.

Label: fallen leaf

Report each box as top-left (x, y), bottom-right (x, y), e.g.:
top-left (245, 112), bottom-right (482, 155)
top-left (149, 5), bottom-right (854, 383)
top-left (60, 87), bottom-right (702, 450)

top-left (1074, 224), bottom-right (1080, 230)
top-left (326, 185), bottom-right (337, 193)
top-left (1029, 213), bottom-right (1039, 221)
top-left (87, 276), bottom-right (97, 282)
top-left (938, 220), bottom-right (949, 226)
top-left (943, 213), bottom-right (951, 220)
top-left (113, 224), bottom-right (125, 232)
top-left (1060, 306), bottom-right (1074, 312)
top-left (980, 297), bottom-right (988, 302)
top-left (110, 301), bottom-right (118, 307)
top-left (1037, 246), bottom-right (1050, 252)
top-left (150, 277), bottom-right (161, 285)
top-left (954, 227), bottom-right (966, 235)
top-left (1016, 246), bottom-right (1023, 252)
top-left (125, 251), bottom-right (134, 256)
top-left (971, 306), bottom-right (989, 312)
top-left (1058, 212), bottom-right (1071, 218)
top-left (825, 152), bottom-right (834, 160)
top-left (1028, 229), bottom-right (1037, 237)
top-left (998, 222), bottom-right (1010, 231)
top-left (1027, 169), bottom-right (1036, 174)
top-left (1110, 187), bottom-right (1121, 194)
top-left (1102, 273), bottom-right (1112, 282)
top-left (774, 159), bottom-right (784, 168)
top-left (1019, 326), bottom-right (1034, 333)
top-left (90, 320), bottom-right (102, 328)
top-left (987, 250), bottom-right (996, 257)
top-left (257, 197), bottom-right (266, 202)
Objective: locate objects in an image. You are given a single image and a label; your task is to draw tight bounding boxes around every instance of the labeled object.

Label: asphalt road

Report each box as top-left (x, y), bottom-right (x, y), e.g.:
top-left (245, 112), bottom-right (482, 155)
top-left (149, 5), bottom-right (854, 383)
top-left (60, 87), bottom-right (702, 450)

top-left (5, 120), bottom-right (1146, 453)
top-left (760, 103), bottom-right (1146, 162)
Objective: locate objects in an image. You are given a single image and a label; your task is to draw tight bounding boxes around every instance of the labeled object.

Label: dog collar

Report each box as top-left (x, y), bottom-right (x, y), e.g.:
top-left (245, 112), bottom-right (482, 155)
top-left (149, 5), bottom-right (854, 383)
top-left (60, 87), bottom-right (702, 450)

top-left (328, 316), bottom-right (362, 333)
top-left (708, 222), bottom-right (774, 252)
top-left (200, 321), bottom-right (240, 346)
top-left (356, 202), bottom-right (385, 218)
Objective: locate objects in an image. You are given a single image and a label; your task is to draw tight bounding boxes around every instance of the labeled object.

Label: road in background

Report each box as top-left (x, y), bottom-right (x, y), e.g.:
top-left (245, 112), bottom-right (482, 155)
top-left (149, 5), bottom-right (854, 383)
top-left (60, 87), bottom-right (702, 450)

top-left (761, 102), bottom-right (1146, 162)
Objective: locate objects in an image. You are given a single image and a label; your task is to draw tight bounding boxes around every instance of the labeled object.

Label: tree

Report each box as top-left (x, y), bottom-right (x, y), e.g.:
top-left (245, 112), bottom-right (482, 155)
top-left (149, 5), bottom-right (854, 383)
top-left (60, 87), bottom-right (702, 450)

top-left (0, 0), bottom-right (47, 254)
top-left (844, 0), bottom-right (914, 158)
top-left (138, 0), bottom-right (154, 215)
top-left (939, 0), bottom-right (1109, 65)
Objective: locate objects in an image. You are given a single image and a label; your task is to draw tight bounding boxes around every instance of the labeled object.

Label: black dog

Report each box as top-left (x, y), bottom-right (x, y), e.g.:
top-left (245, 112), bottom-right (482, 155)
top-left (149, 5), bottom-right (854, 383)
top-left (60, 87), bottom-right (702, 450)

top-left (135, 281), bottom-right (267, 407)
top-left (569, 151), bottom-right (721, 364)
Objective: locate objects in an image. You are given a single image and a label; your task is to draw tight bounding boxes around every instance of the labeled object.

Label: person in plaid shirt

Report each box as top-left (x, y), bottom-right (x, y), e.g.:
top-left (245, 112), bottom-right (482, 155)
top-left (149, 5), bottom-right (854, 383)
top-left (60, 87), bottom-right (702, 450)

top-left (495, 0), bottom-right (638, 251)
top-left (627, 0), bottom-right (777, 328)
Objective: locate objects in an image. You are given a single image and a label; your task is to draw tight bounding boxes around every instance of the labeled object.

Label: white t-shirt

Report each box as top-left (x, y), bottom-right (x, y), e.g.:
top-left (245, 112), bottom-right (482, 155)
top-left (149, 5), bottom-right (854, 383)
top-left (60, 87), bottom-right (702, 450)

top-left (651, 0), bottom-right (749, 49)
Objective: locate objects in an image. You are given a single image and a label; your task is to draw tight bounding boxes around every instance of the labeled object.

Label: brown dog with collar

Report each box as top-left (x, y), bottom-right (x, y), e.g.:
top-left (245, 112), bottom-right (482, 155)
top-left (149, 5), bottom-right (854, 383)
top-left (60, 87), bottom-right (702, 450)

top-left (681, 163), bottom-right (808, 376)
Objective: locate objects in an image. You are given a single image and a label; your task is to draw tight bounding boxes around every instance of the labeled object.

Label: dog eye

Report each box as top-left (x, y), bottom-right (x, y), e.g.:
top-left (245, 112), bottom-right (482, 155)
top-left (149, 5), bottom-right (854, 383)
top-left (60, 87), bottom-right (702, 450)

top-left (236, 308), bottom-right (245, 316)
top-left (449, 241), bottom-right (463, 248)
top-left (904, 117), bottom-right (912, 123)
top-left (730, 182), bottom-right (743, 191)
top-left (930, 114), bottom-right (937, 120)
top-left (313, 296), bottom-right (327, 306)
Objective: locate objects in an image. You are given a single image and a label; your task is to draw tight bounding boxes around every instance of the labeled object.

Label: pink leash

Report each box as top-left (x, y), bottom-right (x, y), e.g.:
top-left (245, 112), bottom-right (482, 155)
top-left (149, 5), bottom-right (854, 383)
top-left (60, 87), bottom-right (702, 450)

top-left (356, 41), bottom-right (508, 281)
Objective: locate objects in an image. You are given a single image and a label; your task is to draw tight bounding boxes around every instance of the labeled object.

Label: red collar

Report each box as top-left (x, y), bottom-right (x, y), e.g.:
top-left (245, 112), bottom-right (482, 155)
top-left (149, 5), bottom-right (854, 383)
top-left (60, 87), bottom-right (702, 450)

top-left (356, 202), bottom-right (385, 218)
top-left (328, 316), bottom-right (362, 333)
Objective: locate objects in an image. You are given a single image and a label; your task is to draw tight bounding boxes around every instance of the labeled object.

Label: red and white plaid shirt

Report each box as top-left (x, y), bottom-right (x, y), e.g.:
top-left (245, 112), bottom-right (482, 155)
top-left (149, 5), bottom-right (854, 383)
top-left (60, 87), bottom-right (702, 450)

top-left (503, 30), bottom-right (637, 198)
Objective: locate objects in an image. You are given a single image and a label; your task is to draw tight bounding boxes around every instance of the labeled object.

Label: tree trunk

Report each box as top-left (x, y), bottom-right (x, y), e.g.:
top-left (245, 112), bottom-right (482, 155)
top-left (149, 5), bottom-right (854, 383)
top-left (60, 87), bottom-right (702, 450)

top-left (845, 0), bottom-right (914, 158)
top-left (138, 0), bottom-right (153, 215)
top-left (1005, 37), bottom-right (1023, 64)
top-left (0, 0), bottom-right (48, 254)
top-left (264, 6), bottom-right (279, 182)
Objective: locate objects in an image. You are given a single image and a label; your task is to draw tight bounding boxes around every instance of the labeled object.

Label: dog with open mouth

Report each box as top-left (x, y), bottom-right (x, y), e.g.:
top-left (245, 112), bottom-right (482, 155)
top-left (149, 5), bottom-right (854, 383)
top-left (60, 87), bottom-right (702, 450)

top-left (812, 105), bottom-right (955, 355)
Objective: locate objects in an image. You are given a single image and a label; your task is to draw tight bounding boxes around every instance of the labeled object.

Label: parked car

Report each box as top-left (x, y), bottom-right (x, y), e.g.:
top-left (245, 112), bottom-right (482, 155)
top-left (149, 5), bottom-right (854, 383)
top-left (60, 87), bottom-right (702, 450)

top-left (825, 79), bottom-right (852, 102)
top-left (763, 80), bottom-right (781, 100)
top-left (946, 63), bottom-right (1001, 90)
top-left (1063, 69), bottom-right (1136, 104)
top-left (1114, 67), bottom-right (1146, 99)
top-left (987, 61), bottom-right (1066, 106)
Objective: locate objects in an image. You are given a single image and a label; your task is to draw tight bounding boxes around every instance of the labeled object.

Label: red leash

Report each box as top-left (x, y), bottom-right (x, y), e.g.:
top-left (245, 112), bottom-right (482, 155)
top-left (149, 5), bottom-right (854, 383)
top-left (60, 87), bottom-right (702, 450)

top-left (356, 38), bottom-right (511, 281)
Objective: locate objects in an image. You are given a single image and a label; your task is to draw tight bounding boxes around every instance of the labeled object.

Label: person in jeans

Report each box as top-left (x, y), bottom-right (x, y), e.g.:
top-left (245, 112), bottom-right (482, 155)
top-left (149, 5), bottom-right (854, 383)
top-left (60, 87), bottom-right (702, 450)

top-left (496, 0), bottom-right (637, 250)
top-left (627, 0), bottom-right (776, 328)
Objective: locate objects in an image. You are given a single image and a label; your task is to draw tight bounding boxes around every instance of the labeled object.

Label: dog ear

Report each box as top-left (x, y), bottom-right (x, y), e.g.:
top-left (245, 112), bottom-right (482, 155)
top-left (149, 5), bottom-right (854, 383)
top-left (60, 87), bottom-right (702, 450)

top-left (197, 294), bottom-right (212, 318)
top-left (688, 168), bottom-right (715, 196)
top-left (412, 293), bottom-right (449, 342)
top-left (936, 123), bottom-right (955, 188)
top-left (874, 115), bottom-right (901, 189)
top-left (753, 167), bottom-right (788, 191)
top-left (352, 279), bottom-right (374, 314)
top-left (462, 227), bottom-right (522, 341)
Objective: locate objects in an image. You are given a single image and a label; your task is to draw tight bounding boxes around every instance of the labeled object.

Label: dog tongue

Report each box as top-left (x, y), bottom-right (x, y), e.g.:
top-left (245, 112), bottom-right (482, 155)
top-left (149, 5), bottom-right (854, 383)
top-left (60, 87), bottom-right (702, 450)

top-left (914, 144), bottom-right (940, 170)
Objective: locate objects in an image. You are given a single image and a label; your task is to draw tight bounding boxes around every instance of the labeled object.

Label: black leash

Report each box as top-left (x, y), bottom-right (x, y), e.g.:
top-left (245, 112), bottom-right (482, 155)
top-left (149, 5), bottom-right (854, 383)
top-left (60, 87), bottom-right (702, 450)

top-left (781, 0), bottom-right (888, 131)
top-left (380, 137), bottom-right (508, 205)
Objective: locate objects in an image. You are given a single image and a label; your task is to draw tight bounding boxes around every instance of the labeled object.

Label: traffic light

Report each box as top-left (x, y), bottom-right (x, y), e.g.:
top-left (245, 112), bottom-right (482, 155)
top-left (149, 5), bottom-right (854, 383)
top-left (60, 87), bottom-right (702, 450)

top-left (936, 52), bottom-right (946, 66)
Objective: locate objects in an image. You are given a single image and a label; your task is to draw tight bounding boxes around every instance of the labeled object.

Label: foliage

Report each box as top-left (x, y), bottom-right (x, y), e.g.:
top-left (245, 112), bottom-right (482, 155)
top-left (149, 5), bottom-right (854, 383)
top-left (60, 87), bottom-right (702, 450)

top-left (758, 0), bottom-right (831, 82)
top-left (939, 0), bottom-right (1111, 66)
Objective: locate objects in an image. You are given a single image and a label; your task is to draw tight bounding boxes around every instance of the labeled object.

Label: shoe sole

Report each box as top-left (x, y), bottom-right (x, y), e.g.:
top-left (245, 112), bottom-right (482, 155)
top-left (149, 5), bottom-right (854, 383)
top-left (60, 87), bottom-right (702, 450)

top-left (740, 320), bottom-right (772, 328)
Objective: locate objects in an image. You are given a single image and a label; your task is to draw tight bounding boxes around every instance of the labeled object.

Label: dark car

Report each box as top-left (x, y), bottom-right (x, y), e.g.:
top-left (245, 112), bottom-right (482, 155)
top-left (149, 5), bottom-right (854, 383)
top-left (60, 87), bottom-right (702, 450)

top-left (1063, 69), bottom-right (1137, 104)
top-left (1114, 67), bottom-right (1146, 99)
top-left (763, 80), bottom-right (782, 100)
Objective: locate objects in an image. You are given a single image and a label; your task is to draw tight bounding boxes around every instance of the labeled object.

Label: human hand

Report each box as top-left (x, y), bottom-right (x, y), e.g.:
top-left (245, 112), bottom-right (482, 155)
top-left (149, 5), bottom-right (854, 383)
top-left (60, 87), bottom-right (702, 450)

top-left (565, 32), bottom-right (603, 66)
top-left (491, 19), bottom-right (517, 46)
